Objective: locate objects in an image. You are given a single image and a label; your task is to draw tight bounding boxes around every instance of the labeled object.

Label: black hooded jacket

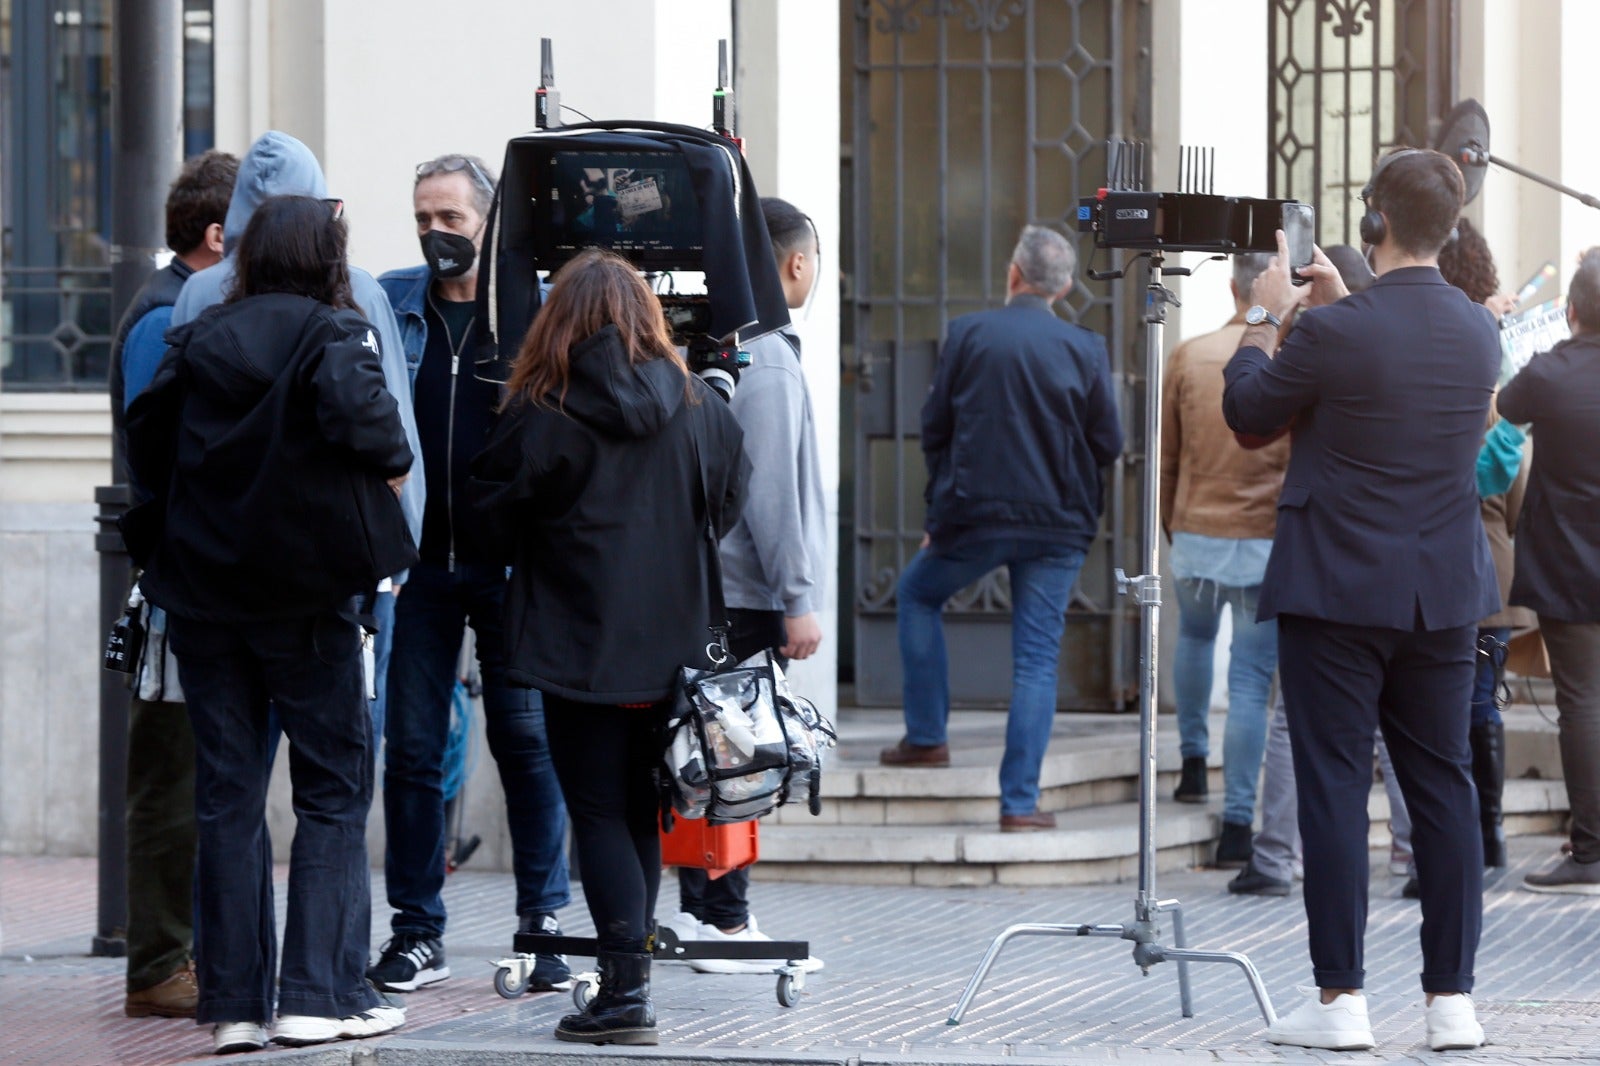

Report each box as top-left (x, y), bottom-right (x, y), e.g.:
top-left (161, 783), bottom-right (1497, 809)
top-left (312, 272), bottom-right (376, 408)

top-left (470, 326), bottom-right (749, 703)
top-left (124, 293), bottom-right (417, 622)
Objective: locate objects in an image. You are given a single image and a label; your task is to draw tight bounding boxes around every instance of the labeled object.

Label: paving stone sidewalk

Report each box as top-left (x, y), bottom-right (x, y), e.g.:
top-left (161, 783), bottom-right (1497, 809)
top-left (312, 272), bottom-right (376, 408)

top-left (3, 836), bottom-right (1598, 1065)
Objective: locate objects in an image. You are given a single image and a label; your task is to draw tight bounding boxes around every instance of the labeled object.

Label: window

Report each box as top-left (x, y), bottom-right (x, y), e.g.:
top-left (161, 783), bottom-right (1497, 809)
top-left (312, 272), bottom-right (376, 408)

top-left (1, 0), bottom-right (215, 390)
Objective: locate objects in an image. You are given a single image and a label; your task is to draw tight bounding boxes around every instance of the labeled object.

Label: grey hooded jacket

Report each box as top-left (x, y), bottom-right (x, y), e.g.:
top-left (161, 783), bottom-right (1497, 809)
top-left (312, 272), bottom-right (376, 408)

top-left (170, 130), bottom-right (425, 556)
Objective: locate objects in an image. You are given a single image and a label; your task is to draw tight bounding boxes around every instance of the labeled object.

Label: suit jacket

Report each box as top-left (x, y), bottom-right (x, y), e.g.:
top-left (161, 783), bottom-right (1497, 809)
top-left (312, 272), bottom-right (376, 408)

top-left (922, 294), bottom-right (1124, 552)
top-left (1221, 266), bottom-right (1500, 630)
top-left (1497, 333), bottom-right (1600, 623)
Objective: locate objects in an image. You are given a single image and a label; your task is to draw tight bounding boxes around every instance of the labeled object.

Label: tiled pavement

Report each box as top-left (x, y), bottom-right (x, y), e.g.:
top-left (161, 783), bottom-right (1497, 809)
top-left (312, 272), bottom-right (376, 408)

top-left (3, 837), bottom-right (1598, 1065)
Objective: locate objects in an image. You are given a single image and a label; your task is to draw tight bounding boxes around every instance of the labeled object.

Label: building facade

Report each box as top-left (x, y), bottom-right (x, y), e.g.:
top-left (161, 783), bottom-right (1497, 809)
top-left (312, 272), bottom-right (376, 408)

top-left (3, 0), bottom-right (1595, 856)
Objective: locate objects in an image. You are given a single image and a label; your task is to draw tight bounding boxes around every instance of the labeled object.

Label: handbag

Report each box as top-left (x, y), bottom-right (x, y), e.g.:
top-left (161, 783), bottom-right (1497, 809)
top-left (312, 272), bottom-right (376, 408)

top-left (661, 407), bottom-right (837, 825)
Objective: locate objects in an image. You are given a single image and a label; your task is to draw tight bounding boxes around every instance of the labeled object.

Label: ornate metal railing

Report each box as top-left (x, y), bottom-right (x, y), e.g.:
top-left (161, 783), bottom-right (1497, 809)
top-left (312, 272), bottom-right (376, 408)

top-left (1, 266), bottom-right (115, 390)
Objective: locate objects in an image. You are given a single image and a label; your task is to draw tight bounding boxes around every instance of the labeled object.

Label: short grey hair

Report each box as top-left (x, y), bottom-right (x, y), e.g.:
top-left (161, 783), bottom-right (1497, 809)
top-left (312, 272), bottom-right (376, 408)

top-left (1011, 225), bottom-right (1076, 295)
top-left (415, 153), bottom-right (497, 216)
top-left (1232, 252), bottom-right (1274, 297)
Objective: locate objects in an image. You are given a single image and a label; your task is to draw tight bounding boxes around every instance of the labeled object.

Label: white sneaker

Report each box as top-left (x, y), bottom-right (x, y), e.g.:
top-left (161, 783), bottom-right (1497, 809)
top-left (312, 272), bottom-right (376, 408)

top-left (211, 1021), bottom-right (268, 1054)
top-left (658, 911), bottom-right (710, 944)
top-left (686, 914), bottom-right (825, 975)
top-left (1426, 994), bottom-right (1485, 1050)
top-left (1265, 990), bottom-right (1375, 1050)
top-left (273, 1004), bottom-right (405, 1046)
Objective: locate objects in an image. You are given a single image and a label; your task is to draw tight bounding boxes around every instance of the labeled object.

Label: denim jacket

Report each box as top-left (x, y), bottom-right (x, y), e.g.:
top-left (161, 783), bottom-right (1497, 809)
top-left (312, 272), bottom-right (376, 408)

top-left (377, 264), bottom-right (431, 386)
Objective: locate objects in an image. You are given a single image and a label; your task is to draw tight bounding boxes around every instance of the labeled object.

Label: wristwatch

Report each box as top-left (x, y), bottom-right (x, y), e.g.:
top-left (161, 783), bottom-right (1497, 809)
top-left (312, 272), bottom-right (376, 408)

top-left (1245, 305), bottom-right (1282, 328)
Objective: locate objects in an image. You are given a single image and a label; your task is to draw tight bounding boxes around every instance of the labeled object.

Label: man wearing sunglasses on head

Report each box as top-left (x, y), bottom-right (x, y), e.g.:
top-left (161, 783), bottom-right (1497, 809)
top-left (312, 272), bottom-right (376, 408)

top-left (369, 154), bottom-right (572, 996)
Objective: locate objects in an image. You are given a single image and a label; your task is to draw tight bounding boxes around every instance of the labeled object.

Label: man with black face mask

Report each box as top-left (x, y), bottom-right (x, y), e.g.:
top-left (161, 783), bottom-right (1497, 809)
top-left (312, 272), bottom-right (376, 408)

top-left (371, 154), bottom-right (572, 995)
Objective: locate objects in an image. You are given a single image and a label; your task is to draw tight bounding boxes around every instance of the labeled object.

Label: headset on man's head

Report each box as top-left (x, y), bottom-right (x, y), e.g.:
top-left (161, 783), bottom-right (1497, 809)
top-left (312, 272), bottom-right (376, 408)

top-left (1357, 148), bottom-right (1428, 247)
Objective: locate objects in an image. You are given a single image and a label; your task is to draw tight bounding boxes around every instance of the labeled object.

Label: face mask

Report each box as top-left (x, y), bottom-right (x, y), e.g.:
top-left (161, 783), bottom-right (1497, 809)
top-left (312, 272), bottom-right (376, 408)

top-left (421, 229), bottom-right (476, 279)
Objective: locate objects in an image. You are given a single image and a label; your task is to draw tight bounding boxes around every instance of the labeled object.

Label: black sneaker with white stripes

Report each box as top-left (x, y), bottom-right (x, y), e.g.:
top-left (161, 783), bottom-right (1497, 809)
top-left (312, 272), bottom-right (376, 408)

top-left (517, 911), bottom-right (574, 991)
top-left (365, 933), bottom-right (449, 992)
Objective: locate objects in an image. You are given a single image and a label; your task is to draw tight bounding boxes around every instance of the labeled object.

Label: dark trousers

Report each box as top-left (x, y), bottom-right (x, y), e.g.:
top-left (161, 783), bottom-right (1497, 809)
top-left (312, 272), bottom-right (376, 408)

top-left (544, 696), bottom-right (668, 953)
top-left (125, 696), bottom-right (196, 992)
top-left (1278, 614), bottom-right (1482, 994)
top-left (676, 608), bottom-right (786, 929)
top-left (169, 611), bottom-right (380, 1024)
top-left (1540, 618), bottom-right (1600, 862)
top-left (383, 561), bottom-right (569, 936)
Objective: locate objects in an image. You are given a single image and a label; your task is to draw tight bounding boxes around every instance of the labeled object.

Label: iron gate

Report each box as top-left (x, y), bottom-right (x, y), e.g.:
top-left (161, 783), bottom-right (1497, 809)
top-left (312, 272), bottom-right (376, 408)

top-left (844, 0), bottom-right (1150, 710)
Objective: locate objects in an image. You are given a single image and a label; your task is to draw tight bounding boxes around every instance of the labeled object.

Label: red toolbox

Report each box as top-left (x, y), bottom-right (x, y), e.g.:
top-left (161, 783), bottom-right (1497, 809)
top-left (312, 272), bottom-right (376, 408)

top-left (660, 815), bottom-right (758, 879)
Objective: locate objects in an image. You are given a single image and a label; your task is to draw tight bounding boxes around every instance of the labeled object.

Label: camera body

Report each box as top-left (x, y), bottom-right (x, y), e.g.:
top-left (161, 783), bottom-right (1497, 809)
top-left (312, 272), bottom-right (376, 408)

top-left (474, 122), bottom-right (790, 399)
top-left (661, 293), bottom-right (752, 401)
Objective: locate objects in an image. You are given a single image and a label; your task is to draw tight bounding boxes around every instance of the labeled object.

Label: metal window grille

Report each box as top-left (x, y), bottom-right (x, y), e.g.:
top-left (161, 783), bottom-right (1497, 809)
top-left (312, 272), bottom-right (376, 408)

top-left (1268, 0), bottom-right (1457, 249)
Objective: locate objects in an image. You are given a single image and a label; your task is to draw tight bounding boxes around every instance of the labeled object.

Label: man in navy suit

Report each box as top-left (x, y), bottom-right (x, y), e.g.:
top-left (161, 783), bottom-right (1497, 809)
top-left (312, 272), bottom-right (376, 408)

top-left (1223, 149), bottom-right (1498, 1052)
top-left (880, 225), bottom-right (1124, 833)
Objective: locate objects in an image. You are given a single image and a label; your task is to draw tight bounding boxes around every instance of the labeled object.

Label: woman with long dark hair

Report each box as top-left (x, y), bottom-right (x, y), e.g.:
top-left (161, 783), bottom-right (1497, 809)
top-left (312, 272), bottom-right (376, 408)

top-left (125, 194), bottom-right (416, 1054)
top-left (471, 248), bottom-right (748, 1045)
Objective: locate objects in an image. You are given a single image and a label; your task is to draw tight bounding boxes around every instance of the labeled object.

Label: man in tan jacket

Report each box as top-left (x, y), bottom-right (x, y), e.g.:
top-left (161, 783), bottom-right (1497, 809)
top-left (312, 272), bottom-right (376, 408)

top-left (1160, 251), bottom-right (1288, 867)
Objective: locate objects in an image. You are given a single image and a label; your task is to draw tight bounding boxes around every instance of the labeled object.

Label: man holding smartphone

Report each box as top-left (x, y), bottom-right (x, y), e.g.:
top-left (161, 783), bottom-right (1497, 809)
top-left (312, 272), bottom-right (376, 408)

top-left (1223, 148), bottom-right (1497, 1052)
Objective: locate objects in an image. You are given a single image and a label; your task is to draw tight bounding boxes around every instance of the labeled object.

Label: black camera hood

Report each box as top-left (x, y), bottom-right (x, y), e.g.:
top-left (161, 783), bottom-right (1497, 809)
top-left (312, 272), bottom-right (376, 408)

top-left (474, 121), bottom-right (791, 378)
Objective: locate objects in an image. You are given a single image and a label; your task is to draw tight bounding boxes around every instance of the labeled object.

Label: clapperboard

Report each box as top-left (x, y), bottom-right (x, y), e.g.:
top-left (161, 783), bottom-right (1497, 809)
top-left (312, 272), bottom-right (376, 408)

top-left (1498, 300), bottom-right (1569, 384)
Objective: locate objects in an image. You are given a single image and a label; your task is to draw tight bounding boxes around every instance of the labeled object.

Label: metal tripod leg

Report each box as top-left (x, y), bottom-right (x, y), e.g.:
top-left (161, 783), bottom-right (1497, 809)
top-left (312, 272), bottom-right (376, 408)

top-left (947, 923), bottom-right (1130, 1025)
top-left (1155, 899), bottom-right (1193, 1017)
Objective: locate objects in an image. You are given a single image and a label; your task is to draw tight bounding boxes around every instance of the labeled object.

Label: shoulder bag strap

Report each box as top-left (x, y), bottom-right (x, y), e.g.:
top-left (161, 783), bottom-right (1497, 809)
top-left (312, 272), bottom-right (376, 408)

top-left (687, 403), bottom-right (732, 664)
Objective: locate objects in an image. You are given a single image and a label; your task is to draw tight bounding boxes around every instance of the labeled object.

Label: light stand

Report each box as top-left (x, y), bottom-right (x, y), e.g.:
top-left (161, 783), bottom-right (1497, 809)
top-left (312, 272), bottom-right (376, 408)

top-left (947, 245), bottom-right (1277, 1029)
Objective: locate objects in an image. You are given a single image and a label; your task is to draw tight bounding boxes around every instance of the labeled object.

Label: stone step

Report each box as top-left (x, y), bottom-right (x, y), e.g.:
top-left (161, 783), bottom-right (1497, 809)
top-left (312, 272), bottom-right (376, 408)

top-left (755, 778), bottom-right (1570, 887)
top-left (781, 712), bottom-right (1566, 828)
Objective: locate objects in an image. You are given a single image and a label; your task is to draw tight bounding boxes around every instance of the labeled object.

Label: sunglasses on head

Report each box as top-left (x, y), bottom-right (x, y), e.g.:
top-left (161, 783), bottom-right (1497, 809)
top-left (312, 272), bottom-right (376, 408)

top-left (415, 155), bottom-right (494, 196)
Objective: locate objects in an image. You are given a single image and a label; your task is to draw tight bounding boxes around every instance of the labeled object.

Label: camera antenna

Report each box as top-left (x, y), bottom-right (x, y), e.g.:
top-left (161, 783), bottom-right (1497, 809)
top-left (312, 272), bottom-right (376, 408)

top-left (713, 39), bottom-right (738, 140)
top-left (536, 38), bottom-right (561, 130)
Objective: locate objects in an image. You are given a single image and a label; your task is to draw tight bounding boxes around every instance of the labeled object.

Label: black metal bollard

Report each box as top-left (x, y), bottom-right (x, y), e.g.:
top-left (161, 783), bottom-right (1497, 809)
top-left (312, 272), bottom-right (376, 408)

top-left (93, 483), bottom-right (132, 958)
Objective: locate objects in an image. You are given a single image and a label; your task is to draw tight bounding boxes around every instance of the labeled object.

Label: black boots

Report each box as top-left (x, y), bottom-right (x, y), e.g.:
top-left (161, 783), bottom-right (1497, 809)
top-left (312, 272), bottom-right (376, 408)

top-left (1214, 820), bottom-right (1254, 869)
top-left (555, 952), bottom-right (657, 1045)
top-left (1470, 720), bottom-right (1507, 868)
top-left (1174, 756), bottom-right (1208, 803)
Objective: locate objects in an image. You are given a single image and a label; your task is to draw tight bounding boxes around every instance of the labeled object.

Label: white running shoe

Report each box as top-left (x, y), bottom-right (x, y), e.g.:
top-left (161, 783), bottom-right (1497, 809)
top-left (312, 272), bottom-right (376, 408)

top-left (273, 1003), bottom-right (405, 1046)
top-left (658, 911), bottom-right (710, 944)
top-left (1265, 990), bottom-right (1375, 1050)
top-left (1425, 994), bottom-right (1486, 1051)
top-left (685, 914), bottom-right (824, 975)
top-left (211, 1021), bottom-right (268, 1055)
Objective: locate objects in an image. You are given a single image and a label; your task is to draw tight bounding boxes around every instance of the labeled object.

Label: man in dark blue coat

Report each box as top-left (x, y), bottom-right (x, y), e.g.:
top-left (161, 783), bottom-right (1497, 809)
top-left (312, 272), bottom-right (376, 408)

top-left (880, 225), bottom-right (1124, 833)
top-left (1223, 149), bottom-right (1498, 1053)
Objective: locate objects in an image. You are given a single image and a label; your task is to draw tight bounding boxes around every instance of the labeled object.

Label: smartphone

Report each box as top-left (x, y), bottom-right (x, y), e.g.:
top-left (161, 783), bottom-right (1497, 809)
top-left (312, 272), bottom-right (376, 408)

top-left (1282, 201), bottom-right (1315, 285)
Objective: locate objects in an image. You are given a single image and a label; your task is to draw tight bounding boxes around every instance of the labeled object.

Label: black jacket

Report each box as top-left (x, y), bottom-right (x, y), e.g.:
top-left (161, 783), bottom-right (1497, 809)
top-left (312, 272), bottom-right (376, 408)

top-left (922, 295), bottom-right (1124, 551)
top-left (470, 326), bottom-right (749, 703)
top-left (1498, 332), bottom-right (1600, 623)
top-left (124, 294), bottom-right (417, 622)
top-left (1223, 266), bottom-right (1500, 629)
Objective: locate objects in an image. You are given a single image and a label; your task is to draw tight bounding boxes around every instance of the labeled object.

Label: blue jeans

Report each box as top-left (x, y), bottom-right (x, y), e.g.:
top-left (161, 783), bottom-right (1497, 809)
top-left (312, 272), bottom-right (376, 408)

top-left (1171, 578), bottom-right (1277, 826)
top-left (371, 587), bottom-right (396, 744)
top-left (170, 610), bottom-right (380, 1025)
top-left (383, 561), bottom-right (570, 936)
top-left (1472, 626), bottom-right (1510, 727)
top-left (898, 538), bottom-right (1086, 816)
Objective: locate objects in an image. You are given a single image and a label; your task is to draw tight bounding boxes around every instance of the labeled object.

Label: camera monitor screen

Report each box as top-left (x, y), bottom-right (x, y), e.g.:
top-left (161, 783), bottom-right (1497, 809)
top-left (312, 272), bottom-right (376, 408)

top-left (532, 149), bottom-right (704, 269)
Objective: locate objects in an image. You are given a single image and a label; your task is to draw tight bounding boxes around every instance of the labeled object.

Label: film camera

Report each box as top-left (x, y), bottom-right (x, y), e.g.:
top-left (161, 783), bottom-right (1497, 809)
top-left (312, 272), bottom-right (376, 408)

top-left (472, 122), bottom-right (790, 401)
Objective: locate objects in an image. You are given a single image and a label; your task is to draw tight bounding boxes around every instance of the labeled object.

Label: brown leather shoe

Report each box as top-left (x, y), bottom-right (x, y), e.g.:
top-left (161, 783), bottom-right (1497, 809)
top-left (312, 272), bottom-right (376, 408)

top-left (878, 739), bottom-right (950, 767)
top-left (1000, 811), bottom-right (1058, 832)
top-left (124, 963), bottom-right (198, 1018)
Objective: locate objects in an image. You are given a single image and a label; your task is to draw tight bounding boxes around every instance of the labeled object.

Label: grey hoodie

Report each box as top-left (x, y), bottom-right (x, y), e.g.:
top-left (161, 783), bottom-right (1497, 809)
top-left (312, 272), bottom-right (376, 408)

top-left (170, 131), bottom-right (424, 550)
top-left (719, 327), bottom-right (827, 616)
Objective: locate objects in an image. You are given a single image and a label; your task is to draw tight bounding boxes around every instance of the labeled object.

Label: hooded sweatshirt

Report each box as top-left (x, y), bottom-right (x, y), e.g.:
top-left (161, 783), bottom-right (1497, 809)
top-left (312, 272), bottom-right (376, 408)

top-left (469, 326), bottom-right (751, 703)
top-left (125, 294), bottom-right (417, 622)
top-left (170, 131), bottom-right (425, 553)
